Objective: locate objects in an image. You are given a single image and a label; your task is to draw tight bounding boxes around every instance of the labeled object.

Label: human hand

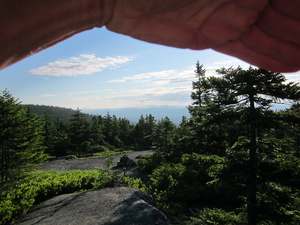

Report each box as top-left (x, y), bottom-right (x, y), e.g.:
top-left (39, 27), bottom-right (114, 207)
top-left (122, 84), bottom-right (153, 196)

top-left (1, 0), bottom-right (299, 72)
top-left (106, 0), bottom-right (300, 72)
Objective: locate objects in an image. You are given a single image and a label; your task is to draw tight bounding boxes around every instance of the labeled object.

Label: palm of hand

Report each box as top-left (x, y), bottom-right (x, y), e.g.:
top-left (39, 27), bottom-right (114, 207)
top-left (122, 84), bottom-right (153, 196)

top-left (107, 0), bottom-right (300, 72)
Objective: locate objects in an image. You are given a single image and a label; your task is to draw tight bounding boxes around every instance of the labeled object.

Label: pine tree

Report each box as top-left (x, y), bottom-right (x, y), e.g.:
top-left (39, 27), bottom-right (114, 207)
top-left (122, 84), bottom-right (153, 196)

top-left (152, 117), bottom-right (176, 153)
top-left (188, 61), bottom-right (209, 120)
top-left (0, 90), bottom-right (47, 184)
top-left (52, 119), bottom-right (69, 156)
top-left (188, 62), bottom-right (234, 155)
top-left (42, 112), bottom-right (57, 155)
top-left (68, 109), bottom-right (90, 154)
top-left (213, 67), bottom-right (300, 225)
top-left (134, 115), bottom-right (146, 149)
top-left (89, 116), bottom-right (105, 151)
top-left (102, 113), bottom-right (121, 148)
top-left (118, 117), bottom-right (134, 146)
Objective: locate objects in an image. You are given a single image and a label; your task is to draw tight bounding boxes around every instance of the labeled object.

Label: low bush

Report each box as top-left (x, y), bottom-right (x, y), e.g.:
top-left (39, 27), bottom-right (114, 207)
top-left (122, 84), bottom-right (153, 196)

top-left (65, 155), bottom-right (77, 160)
top-left (93, 149), bottom-right (132, 157)
top-left (135, 153), bottom-right (153, 159)
top-left (0, 169), bottom-right (110, 225)
top-left (185, 208), bottom-right (242, 225)
top-left (137, 152), bottom-right (165, 173)
top-left (122, 177), bottom-right (148, 193)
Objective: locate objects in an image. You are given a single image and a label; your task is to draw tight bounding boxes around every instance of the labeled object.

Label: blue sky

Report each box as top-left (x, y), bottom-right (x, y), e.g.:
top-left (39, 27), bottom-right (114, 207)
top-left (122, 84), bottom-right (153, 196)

top-left (1, 27), bottom-right (299, 111)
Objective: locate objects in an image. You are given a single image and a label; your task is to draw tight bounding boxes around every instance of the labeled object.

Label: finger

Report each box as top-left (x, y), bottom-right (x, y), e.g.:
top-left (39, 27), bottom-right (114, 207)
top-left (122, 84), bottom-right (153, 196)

top-left (272, 0), bottom-right (300, 20)
top-left (213, 40), bottom-right (300, 72)
top-left (193, 2), bottom-right (260, 48)
top-left (191, 0), bottom-right (269, 50)
top-left (241, 26), bottom-right (300, 67)
top-left (234, 0), bottom-right (268, 10)
top-left (258, 4), bottom-right (300, 46)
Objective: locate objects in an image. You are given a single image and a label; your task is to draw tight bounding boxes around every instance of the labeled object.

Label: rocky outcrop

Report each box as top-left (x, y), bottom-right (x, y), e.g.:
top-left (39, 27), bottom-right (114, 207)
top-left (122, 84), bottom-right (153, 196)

top-left (17, 187), bottom-right (169, 225)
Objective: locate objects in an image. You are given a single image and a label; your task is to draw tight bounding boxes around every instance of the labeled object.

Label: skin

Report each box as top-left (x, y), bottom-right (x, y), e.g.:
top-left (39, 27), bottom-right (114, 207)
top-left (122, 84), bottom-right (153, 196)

top-left (0, 0), bottom-right (299, 72)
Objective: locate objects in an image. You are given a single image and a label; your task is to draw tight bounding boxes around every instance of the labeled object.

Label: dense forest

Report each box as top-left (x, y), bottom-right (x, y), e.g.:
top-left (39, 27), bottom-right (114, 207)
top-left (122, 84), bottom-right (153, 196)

top-left (23, 104), bottom-right (94, 123)
top-left (24, 105), bottom-right (166, 157)
top-left (1, 64), bottom-right (300, 225)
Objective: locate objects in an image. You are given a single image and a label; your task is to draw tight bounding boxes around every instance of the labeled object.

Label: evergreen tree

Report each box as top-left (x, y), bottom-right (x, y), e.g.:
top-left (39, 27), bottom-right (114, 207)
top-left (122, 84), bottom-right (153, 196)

top-left (174, 116), bottom-right (197, 155)
top-left (89, 116), bottom-right (105, 152)
top-left (213, 67), bottom-right (300, 224)
top-left (102, 113), bottom-right (121, 148)
top-left (152, 117), bottom-right (176, 154)
top-left (144, 114), bottom-right (156, 148)
top-left (68, 109), bottom-right (90, 154)
top-left (188, 61), bottom-right (207, 119)
top-left (143, 65), bottom-right (300, 224)
top-left (0, 90), bottom-right (47, 184)
top-left (118, 117), bottom-right (134, 146)
top-left (277, 103), bottom-right (300, 156)
top-left (134, 115), bottom-right (146, 149)
top-left (188, 61), bottom-right (234, 155)
top-left (41, 112), bottom-right (56, 156)
top-left (52, 119), bottom-right (69, 156)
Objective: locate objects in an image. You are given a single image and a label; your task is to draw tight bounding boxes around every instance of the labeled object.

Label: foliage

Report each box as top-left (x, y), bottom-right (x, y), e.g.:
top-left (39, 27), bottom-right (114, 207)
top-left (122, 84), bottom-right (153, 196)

top-left (28, 108), bottom-right (159, 157)
top-left (150, 162), bottom-right (187, 214)
top-left (0, 169), bottom-right (110, 225)
top-left (134, 114), bottom-right (156, 149)
top-left (2, 64), bottom-right (300, 225)
top-left (149, 153), bottom-right (226, 216)
top-left (122, 177), bottom-right (148, 193)
top-left (152, 117), bottom-right (176, 153)
top-left (0, 90), bottom-right (48, 184)
top-left (135, 153), bottom-right (153, 159)
top-left (23, 104), bottom-right (93, 123)
top-left (92, 149), bottom-right (132, 157)
top-left (137, 151), bottom-right (166, 173)
top-left (143, 65), bottom-right (300, 224)
top-left (185, 208), bottom-right (242, 225)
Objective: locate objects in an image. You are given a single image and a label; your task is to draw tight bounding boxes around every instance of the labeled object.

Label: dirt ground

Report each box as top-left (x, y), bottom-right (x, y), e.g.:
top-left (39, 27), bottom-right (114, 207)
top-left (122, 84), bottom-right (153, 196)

top-left (37, 150), bottom-right (154, 171)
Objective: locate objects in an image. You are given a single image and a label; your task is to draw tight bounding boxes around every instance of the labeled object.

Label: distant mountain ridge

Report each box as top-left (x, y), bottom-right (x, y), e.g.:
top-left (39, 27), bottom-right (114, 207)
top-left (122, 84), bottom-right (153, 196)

top-left (23, 104), bottom-right (93, 122)
top-left (22, 104), bottom-right (190, 124)
top-left (82, 106), bottom-right (190, 124)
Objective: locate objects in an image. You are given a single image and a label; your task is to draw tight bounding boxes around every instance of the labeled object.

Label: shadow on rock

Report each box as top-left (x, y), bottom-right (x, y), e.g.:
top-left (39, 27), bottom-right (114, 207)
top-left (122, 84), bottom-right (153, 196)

top-left (17, 187), bottom-right (169, 225)
top-left (102, 190), bottom-right (168, 225)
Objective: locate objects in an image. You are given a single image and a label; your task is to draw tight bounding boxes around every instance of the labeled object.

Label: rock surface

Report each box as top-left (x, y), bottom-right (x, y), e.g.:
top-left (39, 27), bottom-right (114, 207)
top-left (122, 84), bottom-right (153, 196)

top-left (17, 187), bottom-right (169, 225)
top-left (38, 150), bottom-right (153, 171)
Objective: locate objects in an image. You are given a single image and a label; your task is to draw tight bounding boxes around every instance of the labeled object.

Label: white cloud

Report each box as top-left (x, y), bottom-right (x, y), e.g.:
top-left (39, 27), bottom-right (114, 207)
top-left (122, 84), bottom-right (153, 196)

top-left (108, 69), bottom-right (195, 85)
top-left (70, 94), bottom-right (189, 109)
top-left (66, 85), bottom-right (192, 109)
top-left (108, 70), bottom-right (176, 83)
top-left (86, 67), bottom-right (200, 108)
top-left (29, 54), bottom-right (134, 76)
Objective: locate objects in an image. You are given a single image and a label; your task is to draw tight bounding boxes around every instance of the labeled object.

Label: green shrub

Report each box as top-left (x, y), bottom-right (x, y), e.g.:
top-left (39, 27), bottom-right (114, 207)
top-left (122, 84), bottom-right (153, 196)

top-left (0, 169), bottom-right (111, 225)
top-left (122, 177), bottom-right (148, 193)
top-left (65, 155), bottom-right (77, 160)
top-left (185, 208), bottom-right (242, 225)
top-left (136, 153), bottom-right (153, 159)
top-left (137, 152), bottom-right (165, 173)
top-left (93, 149), bottom-right (132, 157)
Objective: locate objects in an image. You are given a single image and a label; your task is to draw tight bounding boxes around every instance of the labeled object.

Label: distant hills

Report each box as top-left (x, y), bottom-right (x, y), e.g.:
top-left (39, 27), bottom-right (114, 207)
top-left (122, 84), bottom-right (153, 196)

top-left (23, 104), bottom-right (190, 124)
top-left (82, 106), bottom-right (190, 124)
top-left (23, 104), bottom-right (289, 124)
top-left (23, 104), bottom-right (93, 122)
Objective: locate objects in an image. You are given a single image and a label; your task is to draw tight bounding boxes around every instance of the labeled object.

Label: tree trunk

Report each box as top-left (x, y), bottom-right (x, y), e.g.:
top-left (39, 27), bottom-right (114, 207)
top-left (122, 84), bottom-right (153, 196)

top-left (247, 94), bottom-right (258, 225)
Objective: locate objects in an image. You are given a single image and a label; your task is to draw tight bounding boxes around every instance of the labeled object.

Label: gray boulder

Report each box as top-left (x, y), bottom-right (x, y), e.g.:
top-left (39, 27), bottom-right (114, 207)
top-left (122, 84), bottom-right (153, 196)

top-left (117, 155), bottom-right (136, 167)
top-left (17, 187), bottom-right (169, 225)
